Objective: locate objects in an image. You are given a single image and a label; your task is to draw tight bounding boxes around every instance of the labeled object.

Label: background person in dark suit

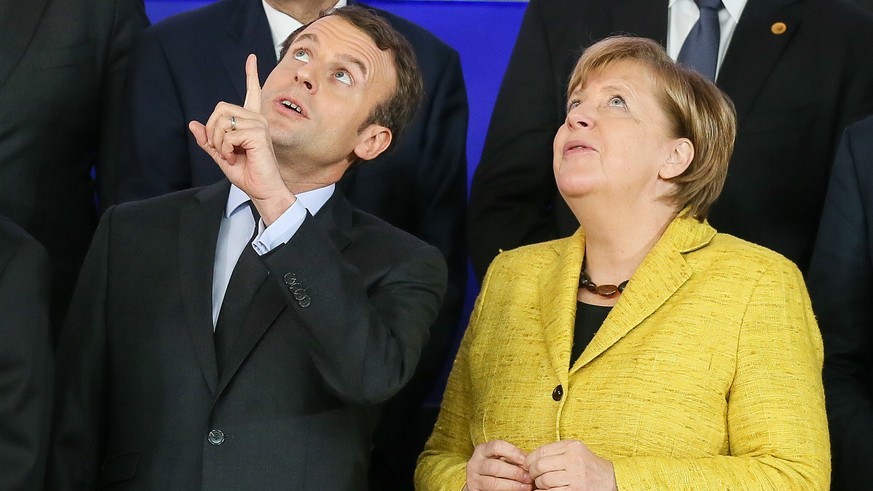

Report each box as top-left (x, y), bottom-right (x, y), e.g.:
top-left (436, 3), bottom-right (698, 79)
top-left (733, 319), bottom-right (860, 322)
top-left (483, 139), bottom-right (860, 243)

top-left (115, 3), bottom-right (467, 485)
top-left (808, 114), bottom-right (873, 491)
top-left (0, 0), bottom-right (148, 333)
top-left (48, 7), bottom-right (447, 489)
top-left (468, 0), bottom-right (873, 282)
top-left (0, 215), bottom-right (53, 491)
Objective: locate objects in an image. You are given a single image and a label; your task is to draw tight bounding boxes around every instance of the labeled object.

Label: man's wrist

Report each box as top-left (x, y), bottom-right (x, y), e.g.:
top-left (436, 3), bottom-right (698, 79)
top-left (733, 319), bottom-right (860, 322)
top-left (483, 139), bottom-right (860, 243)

top-left (253, 193), bottom-right (297, 226)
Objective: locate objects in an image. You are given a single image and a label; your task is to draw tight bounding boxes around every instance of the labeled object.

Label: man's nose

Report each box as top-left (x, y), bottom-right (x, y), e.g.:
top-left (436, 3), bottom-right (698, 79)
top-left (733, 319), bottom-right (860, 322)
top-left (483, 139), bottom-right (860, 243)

top-left (294, 64), bottom-right (317, 93)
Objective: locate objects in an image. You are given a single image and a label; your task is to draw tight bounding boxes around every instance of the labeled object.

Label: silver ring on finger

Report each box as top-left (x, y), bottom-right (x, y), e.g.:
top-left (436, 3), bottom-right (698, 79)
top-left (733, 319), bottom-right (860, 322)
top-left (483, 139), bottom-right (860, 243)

top-left (230, 115), bottom-right (237, 131)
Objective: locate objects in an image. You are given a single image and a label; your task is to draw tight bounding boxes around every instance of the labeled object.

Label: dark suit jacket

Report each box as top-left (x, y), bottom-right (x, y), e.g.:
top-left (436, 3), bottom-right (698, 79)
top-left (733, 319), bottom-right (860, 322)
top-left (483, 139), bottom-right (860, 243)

top-left (469, 0), bottom-right (873, 282)
top-left (114, 5), bottom-right (467, 485)
top-left (0, 215), bottom-right (52, 491)
top-left (808, 115), bottom-right (873, 491)
top-left (0, 0), bottom-right (148, 330)
top-left (853, 0), bottom-right (873, 11)
top-left (47, 181), bottom-right (447, 490)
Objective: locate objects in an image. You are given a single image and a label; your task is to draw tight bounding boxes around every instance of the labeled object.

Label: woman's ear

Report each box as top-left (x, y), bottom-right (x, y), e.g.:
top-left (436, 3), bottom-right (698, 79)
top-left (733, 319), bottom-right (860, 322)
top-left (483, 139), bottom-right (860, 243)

top-left (353, 124), bottom-right (393, 162)
top-left (660, 138), bottom-right (694, 179)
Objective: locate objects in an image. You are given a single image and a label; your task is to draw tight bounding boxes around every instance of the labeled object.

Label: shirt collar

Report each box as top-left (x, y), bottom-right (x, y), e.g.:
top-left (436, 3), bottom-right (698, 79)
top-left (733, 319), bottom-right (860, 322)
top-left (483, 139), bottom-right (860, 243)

top-left (668, 0), bottom-right (747, 23)
top-left (226, 183), bottom-right (336, 218)
top-left (262, 0), bottom-right (348, 60)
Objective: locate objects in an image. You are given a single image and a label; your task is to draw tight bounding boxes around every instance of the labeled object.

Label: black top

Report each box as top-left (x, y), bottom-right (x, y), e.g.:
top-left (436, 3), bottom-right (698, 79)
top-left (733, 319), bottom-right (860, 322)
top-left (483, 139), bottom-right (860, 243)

top-left (571, 302), bottom-right (612, 367)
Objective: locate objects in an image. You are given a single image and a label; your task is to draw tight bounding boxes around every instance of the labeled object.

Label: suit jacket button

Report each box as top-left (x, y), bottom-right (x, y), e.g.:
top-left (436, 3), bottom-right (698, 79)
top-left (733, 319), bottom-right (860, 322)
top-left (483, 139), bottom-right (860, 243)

top-left (207, 429), bottom-right (225, 445)
top-left (552, 385), bottom-right (563, 401)
top-left (293, 288), bottom-right (307, 301)
top-left (298, 295), bottom-right (312, 308)
top-left (283, 273), bottom-right (297, 286)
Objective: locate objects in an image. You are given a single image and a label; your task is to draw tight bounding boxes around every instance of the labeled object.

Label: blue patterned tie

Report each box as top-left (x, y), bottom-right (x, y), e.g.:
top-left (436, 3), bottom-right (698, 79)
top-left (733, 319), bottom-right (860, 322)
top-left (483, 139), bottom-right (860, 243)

top-left (677, 0), bottom-right (724, 81)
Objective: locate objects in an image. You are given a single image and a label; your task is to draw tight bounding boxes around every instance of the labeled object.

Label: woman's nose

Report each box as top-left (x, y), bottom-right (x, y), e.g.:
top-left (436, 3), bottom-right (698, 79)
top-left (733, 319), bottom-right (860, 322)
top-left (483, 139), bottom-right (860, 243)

top-left (567, 105), bottom-right (592, 129)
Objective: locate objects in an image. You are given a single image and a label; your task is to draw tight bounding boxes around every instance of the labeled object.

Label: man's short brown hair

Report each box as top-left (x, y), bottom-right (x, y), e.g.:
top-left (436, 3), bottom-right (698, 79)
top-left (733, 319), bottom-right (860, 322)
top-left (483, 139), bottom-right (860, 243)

top-left (281, 6), bottom-right (424, 149)
top-left (569, 36), bottom-right (737, 220)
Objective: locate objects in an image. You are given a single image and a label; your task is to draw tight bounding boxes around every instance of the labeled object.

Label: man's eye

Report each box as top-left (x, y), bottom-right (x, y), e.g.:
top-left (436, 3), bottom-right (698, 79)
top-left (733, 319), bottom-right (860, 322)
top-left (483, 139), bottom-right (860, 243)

top-left (334, 70), bottom-right (352, 85)
top-left (293, 49), bottom-right (310, 62)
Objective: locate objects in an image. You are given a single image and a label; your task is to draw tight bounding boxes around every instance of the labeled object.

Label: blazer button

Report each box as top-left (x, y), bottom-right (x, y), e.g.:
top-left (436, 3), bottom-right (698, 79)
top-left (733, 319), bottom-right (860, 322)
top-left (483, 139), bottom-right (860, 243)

top-left (552, 385), bottom-right (563, 401)
top-left (207, 429), bottom-right (225, 445)
top-left (293, 288), bottom-right (307, 301)
top-left (283, 272), bottom-right (297, 286)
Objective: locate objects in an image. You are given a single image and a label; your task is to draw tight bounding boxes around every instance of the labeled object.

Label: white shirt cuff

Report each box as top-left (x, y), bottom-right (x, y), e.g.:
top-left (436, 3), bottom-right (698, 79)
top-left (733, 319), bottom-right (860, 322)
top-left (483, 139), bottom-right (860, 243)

top-left (251, 199), bottom-right (307, 255)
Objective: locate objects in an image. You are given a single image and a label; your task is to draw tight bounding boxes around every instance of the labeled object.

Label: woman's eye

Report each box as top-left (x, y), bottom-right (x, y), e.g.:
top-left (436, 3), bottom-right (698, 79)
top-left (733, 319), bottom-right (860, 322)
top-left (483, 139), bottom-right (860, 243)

top-left (567, 99), bottom-right (581, 112)
top-left (334, 70), bottom-right (352, 85)
top-left (608, 96), bottom-right (626, 107)
top-left (293, 49), bottom-right (310, 62)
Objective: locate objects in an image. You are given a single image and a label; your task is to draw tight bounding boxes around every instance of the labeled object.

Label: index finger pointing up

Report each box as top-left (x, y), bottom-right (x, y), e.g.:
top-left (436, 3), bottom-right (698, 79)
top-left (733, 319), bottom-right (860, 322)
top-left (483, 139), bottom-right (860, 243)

top-left (243, 53), bottom-right (262, 113)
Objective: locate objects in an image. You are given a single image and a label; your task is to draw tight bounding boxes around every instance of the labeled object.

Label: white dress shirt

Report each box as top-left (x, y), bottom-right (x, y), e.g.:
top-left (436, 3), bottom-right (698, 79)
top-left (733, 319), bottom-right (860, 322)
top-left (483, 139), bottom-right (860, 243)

top-left (262, 0), bottom-right (347, 60)
top-left (212, 183), bottom-right (334, 327)
top-left (668, 0), bottom-right (748, 78)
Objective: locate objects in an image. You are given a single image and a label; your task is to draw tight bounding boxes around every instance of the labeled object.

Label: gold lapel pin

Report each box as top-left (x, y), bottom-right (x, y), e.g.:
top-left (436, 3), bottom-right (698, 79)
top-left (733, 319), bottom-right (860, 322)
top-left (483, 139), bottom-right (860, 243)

top-left (771, 22), bottom-right (787, 35)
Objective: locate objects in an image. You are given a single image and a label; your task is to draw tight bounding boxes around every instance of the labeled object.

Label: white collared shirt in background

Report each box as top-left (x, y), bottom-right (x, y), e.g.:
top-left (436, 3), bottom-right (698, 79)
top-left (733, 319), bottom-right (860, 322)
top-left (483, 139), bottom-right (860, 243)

top-left (668, 0), bottom-right (748, 79)
top-left (262, 0), bottom-right (347, 60)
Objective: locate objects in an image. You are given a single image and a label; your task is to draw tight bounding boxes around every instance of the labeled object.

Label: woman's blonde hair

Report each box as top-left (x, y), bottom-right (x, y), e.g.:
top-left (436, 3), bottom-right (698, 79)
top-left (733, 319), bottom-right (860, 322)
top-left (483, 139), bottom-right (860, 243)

top-left (569, 36), bottom-right (737, 220)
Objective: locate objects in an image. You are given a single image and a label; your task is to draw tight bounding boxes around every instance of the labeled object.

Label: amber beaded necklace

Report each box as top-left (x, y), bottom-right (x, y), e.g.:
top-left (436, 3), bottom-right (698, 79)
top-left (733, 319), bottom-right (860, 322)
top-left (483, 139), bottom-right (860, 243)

top-left (579, 260), bottom-right (629, 297)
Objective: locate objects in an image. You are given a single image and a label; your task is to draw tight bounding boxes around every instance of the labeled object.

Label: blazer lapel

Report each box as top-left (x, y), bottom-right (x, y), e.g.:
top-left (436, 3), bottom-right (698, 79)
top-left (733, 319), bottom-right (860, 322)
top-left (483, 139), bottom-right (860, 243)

top-left (215, 189), bottom-right (354, 395)
top-left (179, 181), bottom-right (229, 395)
top-left (313, 190), bottom-right (355, 251)
top-left (215, 270), bottom-right (281, 395)
top-left (223, 0), bottom-right (277, 104)
top-left (717, 0), bottom-right (801, 126)
top-left (538, 230), bottom-right (585, 385)
top-left (0, 0), bottom-right (48, 91)
top-left (611, 0), bottom-right (669, 44)
top-left (572, 217), bottom-right (716, 373)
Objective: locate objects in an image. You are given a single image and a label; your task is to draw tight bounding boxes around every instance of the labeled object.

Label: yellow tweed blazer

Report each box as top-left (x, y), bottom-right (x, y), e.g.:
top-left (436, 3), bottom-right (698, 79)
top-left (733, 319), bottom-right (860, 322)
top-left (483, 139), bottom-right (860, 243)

top-left (416, 216), bottom-right (829, 490)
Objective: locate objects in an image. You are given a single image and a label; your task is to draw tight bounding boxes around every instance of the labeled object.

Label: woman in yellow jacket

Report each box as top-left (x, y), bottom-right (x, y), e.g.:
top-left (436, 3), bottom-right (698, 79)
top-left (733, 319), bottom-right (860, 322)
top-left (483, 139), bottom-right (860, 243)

top-left (416, 37), bottom-right (829, 491)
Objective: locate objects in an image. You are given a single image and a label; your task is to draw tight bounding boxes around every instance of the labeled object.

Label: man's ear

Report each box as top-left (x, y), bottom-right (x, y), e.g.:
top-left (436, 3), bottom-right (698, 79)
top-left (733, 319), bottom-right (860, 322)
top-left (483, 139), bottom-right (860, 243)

top-left (353, 124), bottom-right (392, 162)
top-left (659, 138), bottom-right (694, 179)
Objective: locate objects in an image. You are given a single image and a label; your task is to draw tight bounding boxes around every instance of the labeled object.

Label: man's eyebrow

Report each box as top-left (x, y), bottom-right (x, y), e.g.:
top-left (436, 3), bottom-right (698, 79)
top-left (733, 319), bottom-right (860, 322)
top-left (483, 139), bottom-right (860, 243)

top-left (294, 33), bottom-right (319, 45)
top-left (337, 53), bottom-right (368, 79)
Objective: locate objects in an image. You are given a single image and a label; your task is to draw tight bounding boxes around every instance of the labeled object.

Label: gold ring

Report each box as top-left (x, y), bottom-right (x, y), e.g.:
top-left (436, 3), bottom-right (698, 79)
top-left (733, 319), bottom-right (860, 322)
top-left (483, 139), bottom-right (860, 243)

top-left (230, 115), bottom-right (237, 131)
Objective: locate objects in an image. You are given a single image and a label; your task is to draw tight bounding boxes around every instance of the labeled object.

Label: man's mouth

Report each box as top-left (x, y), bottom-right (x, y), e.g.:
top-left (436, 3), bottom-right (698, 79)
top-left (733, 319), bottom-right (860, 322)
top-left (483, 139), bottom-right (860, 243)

top-left (281, 100), bottom-right (304, 115)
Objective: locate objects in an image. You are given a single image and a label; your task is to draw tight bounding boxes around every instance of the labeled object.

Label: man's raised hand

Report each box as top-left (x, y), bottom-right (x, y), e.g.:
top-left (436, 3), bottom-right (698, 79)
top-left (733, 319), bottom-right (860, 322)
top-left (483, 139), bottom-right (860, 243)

top-left (188, 54), bottom-right (295, 224)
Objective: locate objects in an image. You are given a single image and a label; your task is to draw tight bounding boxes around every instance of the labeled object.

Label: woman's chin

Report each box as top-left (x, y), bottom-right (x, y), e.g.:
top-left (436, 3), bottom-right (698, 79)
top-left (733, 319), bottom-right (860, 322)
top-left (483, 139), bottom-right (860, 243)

top-left (556, 177), bottom-right (598, 202)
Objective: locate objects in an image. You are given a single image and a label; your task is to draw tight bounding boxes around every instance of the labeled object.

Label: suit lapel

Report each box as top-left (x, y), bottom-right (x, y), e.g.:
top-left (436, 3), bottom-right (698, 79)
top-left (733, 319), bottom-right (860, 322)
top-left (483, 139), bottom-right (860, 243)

top-left (313, 191), bottom-right (355, 251)
top-left (179, 181), bottom-right (229, 395)
top-left (215, 270), bottom-right (281, 395)
top-left (215, 189), bottom-right (355, 395)
top-left (571, 217), bottom-right (716, 373)
top-left (223, 0), bottom-right (278, 104)
top-left (718, 0), bottom-right (801, 126)
top-left (538, 230), bottom-right (585, 385)
top-left (611, 0), bottom-right (669, 44)
top-left (0, 0), bottom-right (48, 92)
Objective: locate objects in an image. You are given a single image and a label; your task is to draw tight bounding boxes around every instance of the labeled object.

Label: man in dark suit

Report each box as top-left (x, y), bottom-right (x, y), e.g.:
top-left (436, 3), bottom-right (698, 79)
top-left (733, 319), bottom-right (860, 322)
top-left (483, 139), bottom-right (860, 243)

top-left (0, 215), bottom-right (52, 491)
top-left (468, 0), bottom-right (873, 282)
top-left (0, 0), bottom-right (148, 332)
top-left (808, 115), bottom-right (873, 490)
top-left (115, 3), bottom-right (466, 485)
top-left (48, 7), bottom-right (447, 489)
